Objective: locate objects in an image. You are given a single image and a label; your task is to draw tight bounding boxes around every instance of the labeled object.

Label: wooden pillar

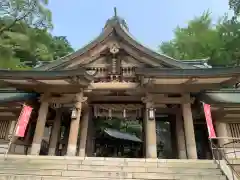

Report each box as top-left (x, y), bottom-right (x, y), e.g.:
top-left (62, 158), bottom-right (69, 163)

top-left (176, 112), bottom-right (187, 159)
top-left (30, 94), bottom-right (49, 155)
top-left (182, 94), bottom-right (197, 159)
top-left (215, 121), bottom-right (229, 147)
top-left (62, 125), bottom-right (70, 156)
top-left (23, 122), bottom-right (33, 155)
top-left (86, 106), bottom-right (94, 156)
top-left (48, 109), bottom-right (62, 155)
top-left (67, 92), bottom-right (87, 156)
top-left (78, 106), bottom-right (89, 157)
top-left (142, 108), bottom-right (146, 158)
top-left (142, 97), bottom-right (157, 158)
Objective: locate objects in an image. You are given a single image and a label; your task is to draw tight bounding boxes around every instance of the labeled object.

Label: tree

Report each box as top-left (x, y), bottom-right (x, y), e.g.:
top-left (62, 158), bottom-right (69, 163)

top-left (217, 16), bottom-right (240, 66)
top-left (0, 0), bottom-right (52, 35)
top-left (50, 36), bottom-right (74, 60)
top-left (0, 18), bottom-right (74, 69)
top-left (0, 0), bottom-right (55, 69)
top-left (0, 19), bottom-right (29, 69)
top-left (159, 12), bottom-right (240, 67)
top-left (229, 0), bottom-right (240, 16)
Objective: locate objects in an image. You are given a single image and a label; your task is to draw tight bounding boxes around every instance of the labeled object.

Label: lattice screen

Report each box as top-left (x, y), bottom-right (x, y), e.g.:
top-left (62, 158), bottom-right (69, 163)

top-left (0, 120), bottom-right (9, 139)
top-left (229, 123), bottom-right (240, 138)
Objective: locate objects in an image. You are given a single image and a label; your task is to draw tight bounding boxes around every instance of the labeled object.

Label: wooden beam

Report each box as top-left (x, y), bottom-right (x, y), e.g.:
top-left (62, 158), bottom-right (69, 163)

top-left (40, 94), bottom-right (75, 103)
top-left (143, 83), bottom-right (223, 93)
top-left (0, 112), bottom-right (15, 117)
top-left (220, 76), bottom-right (240, 87)
top-left (90, 95), bottom-right (141, 102)
top-left (223, 110), bottom-right (240, 114)
top-left (155, 107), bottom-right (179, 114)
top-left (217, 118), bottom-right (240, 123)
top-left (27, 79), bottom-right (45, 85)
top-left (143, 94), bottom-right (194, 104)
top-left (182, 78), bottom-right (197, 85)
top-left (89, 82), bottom-right (139, 90)
top-left (0, 116), bottom-right (16, 121)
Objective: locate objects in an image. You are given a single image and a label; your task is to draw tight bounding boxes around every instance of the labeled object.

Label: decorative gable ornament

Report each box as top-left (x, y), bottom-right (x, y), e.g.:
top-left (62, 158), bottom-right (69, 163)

top-left (109, 43), bottom-right (120, 54)
top-left (86, 69), bottom-right (97, 76)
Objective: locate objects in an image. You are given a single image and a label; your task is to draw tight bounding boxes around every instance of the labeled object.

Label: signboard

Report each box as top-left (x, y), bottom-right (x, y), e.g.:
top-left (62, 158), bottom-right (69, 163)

top-left (15, 105), bottom-right (33, 137)
top-left (203, 103), bottom-right (216, 139)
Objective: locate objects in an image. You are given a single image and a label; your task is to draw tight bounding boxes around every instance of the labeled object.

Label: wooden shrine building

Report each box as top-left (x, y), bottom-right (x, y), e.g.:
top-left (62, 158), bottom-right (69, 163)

top-left (0, 14), bottom-right (240, 159)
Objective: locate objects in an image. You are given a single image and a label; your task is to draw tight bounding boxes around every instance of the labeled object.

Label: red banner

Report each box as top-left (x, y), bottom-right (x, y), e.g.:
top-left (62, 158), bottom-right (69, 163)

top-left (203, 103), bottom-right (216, 138)
top-left (15, 105), bottom-right (33, 137)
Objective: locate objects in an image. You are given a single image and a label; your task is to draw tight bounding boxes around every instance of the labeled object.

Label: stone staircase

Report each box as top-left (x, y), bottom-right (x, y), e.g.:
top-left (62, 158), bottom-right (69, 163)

top-left (0, 155), bottom-right (228, 180)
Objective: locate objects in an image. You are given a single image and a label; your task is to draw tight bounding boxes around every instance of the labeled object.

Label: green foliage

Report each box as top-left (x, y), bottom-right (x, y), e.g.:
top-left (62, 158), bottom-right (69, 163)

top-left (159, 11), bottom-right (240, 67)
top-left (0, 1), bottom-right (74, 70)
top-left (0, 0), bottom-right (52, 33)
top-left (229, 0), bottom-right (240, 16)
top-left (50, 36), bottom-right (74, 60)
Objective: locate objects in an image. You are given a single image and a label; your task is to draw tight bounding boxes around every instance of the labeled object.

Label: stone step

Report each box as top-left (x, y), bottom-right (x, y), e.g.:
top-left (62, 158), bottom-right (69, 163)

top-left (0, 158), bottom-right (219, 168)
top-left (0, 155), bottom-right (217, 164)
top-left (0, 155), bottom-right (227, 180)
top-left (0, 171), bottom-right (226, 180)
top-left (0, 165), bottom-right (222, 175)
top-left (0, 175), bottom-right (228, 180)
top-left (0, 161), bottom-right (219, 169)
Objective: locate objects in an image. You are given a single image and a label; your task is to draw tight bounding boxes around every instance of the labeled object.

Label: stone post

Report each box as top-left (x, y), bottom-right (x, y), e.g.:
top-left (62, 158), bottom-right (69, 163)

top-left (142, 96), bottom-right (157, 158)
top-left (30, 94), bottom-right (49, 155)
top-left (182, 94), bottom-right (198, 159)
top-left (175, 111), bottom-right (187, 159)
top-left (48, 109), bottom-right (62, 155)
top-left (67, 92), bottom-right (87, 156)
top-left (79, 105), bottom-right (89, 157)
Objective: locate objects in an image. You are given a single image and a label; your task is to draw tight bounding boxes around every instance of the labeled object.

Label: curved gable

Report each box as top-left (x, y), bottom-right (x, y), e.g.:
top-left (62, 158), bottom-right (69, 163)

top-left (37, 16), bottom-right (195, 71)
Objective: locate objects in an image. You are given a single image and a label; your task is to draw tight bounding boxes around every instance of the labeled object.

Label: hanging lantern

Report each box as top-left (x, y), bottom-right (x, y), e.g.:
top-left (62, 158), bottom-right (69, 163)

top-left (123, 109), bottom-right (126, 118)
top-left (71, 107), bottom-right (77, 119)
top-left (108, 109), bottom-right (112, 119)
top-left (94, 106), bottom-right (97, 117)
top-left (148, 107), bottom-right (155, 120)
top-left (136, 109), bottom-right (139, 119)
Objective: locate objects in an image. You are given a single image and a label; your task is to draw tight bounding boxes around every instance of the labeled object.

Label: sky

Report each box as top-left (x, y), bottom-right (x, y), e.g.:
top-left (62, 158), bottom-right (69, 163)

top-left (48, 0), bottom-right (230, 51)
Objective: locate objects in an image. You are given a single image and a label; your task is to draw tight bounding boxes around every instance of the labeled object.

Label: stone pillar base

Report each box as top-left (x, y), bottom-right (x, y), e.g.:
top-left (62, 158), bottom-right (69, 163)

top-left (178, 150), bottom-right (187, 159)
top-left (30, 143), bottom-right (41, 155)
top-left (79, 148), bottom-right (85, 157)
top-left (146, 145), bottom-right (157, 158)
top-left (67, 144), bottom-right (77, 156)
top-left (48, 148), bottom-right (56, 156)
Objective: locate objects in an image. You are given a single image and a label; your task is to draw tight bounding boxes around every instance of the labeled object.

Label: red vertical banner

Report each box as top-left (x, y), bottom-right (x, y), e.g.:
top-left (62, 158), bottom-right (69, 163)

top-left (15, 105), bottom-right (33, 137)
top-left (203, 103), bottom-right (216, 139)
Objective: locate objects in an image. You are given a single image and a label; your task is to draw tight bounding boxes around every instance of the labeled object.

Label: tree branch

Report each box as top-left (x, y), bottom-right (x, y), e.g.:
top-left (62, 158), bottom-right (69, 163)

top-left (0, 1), bottom-right (35, 35)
